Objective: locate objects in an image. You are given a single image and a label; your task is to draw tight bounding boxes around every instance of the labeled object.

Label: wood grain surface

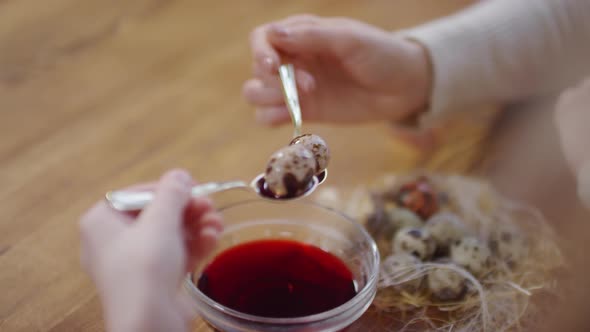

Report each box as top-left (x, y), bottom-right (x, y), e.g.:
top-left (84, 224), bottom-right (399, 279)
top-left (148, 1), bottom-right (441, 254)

top-left (2, 1), bottom-right (589, 331)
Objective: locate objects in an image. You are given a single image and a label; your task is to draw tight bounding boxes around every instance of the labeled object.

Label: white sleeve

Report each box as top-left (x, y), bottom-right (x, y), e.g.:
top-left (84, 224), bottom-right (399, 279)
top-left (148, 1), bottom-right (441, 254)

top-left (577, 161), bottom-right (590, 209)
top-left (401, 0), bottom-right (590, 115)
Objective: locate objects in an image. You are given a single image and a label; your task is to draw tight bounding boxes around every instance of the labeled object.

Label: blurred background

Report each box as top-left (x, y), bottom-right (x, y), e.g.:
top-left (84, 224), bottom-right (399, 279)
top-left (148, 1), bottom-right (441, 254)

top-left (1, 0), bottom-right (588, 331)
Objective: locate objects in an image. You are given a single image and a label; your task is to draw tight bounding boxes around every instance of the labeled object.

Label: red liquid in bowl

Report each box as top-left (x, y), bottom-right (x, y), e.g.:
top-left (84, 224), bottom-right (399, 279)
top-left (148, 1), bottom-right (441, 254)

top-left (196, 239), bottom-right (357, 318)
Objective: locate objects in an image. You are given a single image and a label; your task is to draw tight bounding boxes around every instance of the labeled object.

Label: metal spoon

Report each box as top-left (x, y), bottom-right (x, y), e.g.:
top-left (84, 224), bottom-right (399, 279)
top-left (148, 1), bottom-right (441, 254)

top-left (279, 63), bottom-right (328, 184)
top-left (279, 63), bottom-right (302, 138)
top-left (107, 64), bottom-right (326, 212)
top-left (105, 172), bottom-right (323, 212)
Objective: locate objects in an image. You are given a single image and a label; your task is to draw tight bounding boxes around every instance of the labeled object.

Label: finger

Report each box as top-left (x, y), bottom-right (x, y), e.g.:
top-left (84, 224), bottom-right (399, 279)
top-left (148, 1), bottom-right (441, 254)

top-left (183, 197), bottom-right (218, 271)
top-left (250, 24), bottom-right (281, 76)
top-left (255, 106), bottom-right (291, 126)
top-left (242, 79), bottom-right (284, 106)
top-left (267, 22), bottom-right (348, 57)
top-left (197, 211), bottom-right (224, 234)
top-left (140, 169), bottom-right (193, 231)
top-left (176, 292), bottom-right (200, 325)
top-left (186, 211), bottom-right (223, 271)
top-left (79, 201), bottom-right (132, 243)
top-left (183, 197), bottom-right (214, 231)
top-left (79, 201), bottom-right (132, 273)
top-left (184, 202), bottom-right (222, 244)
top-left (249, 66), bottom-right (316, 92)
top-left (246, 69), bottom-right (316, 126)
top-left (250, 15), bottom-right (321, 76)
top-left (295, 69), bottom-right (316, 92)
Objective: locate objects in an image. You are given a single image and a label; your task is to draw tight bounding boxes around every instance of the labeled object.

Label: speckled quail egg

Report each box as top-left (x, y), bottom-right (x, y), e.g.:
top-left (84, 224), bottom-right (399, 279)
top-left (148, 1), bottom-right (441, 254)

top-left (264, 144), bottom-right (316, 197)
top-left (488, 226), bottom-right (530, 269)
top-left (290, 133), bottom-right (330, 174)
top-left (386, 207), bottom-right (424, 232)
top-left (427, 260), bottom-right (467, 301)
top-left (381, 253), bottom-right (424, 291)
top-left (393, 227), bottom-right (436, 260)
top-left (425, 212), bottom-right (468, 253)
top-left (450, 237), bottom-right (492, 276)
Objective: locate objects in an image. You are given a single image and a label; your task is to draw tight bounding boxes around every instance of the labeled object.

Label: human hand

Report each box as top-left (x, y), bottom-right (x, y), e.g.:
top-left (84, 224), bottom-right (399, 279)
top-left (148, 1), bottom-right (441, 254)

top-left (79, 169), bottom-right (223, 332)
top-left (243, 15), bottom-right (432, 126)
top-left (555, 77), bottom-right (590, 175)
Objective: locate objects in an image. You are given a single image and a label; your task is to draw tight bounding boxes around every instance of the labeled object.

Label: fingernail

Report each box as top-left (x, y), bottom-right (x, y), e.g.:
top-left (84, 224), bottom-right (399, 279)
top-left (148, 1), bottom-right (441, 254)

top-left (271, 24), bottom-right (290, 38)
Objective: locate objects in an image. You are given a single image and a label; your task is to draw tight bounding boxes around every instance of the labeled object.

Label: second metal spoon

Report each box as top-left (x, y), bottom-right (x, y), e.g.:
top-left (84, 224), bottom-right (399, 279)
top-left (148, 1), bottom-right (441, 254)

top-left (105, 172), bottom-right (324, 212)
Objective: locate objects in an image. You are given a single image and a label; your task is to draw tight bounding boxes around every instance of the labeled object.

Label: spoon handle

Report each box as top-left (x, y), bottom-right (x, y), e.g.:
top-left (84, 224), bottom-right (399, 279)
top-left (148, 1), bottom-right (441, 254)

top-left (105, 181), bottom-right (247, 212)
top-left (279, 63), bottom-right (302, 138)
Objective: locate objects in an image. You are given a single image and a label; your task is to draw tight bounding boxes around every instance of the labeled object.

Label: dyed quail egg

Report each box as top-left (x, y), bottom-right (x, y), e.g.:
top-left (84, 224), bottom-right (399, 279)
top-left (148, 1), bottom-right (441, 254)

top-left (427, 260), bottom-right (467, 301)
top-left (264, 144), bottom-right (316, 197)
top-left (386, 207), bottom-right (424, 232)
top-left (290, 133), bottom-right (330, 173)
top-left (425, 212), bottom-right (468, 252)
top-left (450, 237), bottom-right (492, 276)
top-left (396, 178), bottom-right (439, 219)
top-left (381, 253), bottom-right (424, 291)
top-left (393, 227), bottom-right (436, 260)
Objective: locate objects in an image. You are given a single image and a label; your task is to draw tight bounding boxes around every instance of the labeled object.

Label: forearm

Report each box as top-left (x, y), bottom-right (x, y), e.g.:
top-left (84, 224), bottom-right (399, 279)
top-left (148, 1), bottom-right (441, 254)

top-left (107, 303), bottom-right (188, 332)
top-left (402, 0), bottom-right (590, 114)
top-left (577, 162), bottom-right (590, 209)
top-left (102, 287), bottom-right (188, 332)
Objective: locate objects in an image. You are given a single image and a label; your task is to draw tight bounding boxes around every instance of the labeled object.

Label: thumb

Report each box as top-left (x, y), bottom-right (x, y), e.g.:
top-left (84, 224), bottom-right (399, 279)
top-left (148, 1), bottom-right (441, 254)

top-left (140, 169), bottom-right (193, 231)
top-left (268, 23), bottom-right (349, 56)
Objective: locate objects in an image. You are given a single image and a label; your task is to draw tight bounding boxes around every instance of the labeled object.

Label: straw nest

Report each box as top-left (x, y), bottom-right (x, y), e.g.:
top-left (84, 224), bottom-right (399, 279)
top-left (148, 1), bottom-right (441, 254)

top-left (314, 173), bottom-right (567, 332)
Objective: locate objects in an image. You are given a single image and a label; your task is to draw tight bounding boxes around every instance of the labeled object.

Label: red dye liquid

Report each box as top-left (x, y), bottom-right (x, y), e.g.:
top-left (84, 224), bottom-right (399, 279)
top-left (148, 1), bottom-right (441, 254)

top-left (196, 239), bottom-right (357, 318)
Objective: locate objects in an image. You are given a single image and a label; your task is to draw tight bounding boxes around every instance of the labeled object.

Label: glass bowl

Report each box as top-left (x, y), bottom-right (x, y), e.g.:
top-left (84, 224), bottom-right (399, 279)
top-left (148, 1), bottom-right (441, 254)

top-left (182, 198), bottom-right (379, 332)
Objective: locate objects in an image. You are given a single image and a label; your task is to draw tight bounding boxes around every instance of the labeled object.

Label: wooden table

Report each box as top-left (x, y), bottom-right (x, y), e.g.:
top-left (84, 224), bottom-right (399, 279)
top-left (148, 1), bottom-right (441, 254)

top-left (2, 0), bottom-right (589, 331)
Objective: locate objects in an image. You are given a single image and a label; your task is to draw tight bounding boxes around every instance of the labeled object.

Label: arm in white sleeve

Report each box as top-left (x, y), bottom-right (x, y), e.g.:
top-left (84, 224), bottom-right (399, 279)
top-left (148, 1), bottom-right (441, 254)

top-left (401, 0), bottom-right (590, 115)
top-left (577, 161), bottom-right (590, 209)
